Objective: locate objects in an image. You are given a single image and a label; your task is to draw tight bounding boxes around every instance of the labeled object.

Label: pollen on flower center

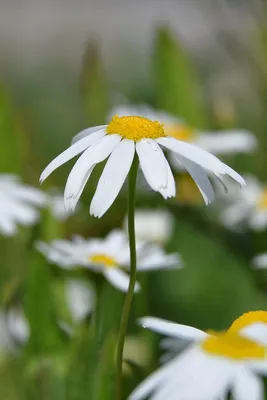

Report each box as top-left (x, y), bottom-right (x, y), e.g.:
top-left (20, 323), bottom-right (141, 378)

top-left (202, 331), bottom-right (265, 360)
top-left (165, 124), bottom-right (194, 142)
top-left (257, 190), bottom-right (267, 210)
top-left (228, 311), bottom-right (267, 332)
top-left (89, 253), bottom-right (117, 268)
top-left (106, 115), bottom-right (165, 141)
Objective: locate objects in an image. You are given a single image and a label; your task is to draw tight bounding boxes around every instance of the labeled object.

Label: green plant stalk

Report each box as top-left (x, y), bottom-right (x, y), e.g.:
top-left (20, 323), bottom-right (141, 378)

top-left (116, 155), bottom-right (139, 400)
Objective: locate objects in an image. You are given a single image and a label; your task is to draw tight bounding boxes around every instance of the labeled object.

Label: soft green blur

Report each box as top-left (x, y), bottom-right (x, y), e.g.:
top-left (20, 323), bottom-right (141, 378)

top-left (1, 20), bottom-right (267, 399)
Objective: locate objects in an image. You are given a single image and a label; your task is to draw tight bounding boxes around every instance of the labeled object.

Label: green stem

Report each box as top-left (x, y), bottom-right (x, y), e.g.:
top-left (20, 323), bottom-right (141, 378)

top-left (116, 155), bottom-right (139, 400)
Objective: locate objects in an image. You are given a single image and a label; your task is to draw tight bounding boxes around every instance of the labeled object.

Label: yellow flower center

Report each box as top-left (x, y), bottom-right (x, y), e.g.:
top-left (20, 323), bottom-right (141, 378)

top-left (165, 124), bottom-right (194, 142)
top-left (228, 311), bottom-right (267, 333)
top-left (89, 253), bottom-right (117, 268)
top-left (106, 115), bottom-right (165, 141)
top-left (257, 190), bottom-right (267, 210)
top-left (176, 175), bottom-right (202, 205)
top-left (202, 331), bottom-right (265, 360)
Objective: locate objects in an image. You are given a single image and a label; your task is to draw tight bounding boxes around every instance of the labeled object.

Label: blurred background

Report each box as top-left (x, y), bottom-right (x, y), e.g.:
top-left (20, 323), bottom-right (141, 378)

top-left (1, 0), bottom-right (267, 398)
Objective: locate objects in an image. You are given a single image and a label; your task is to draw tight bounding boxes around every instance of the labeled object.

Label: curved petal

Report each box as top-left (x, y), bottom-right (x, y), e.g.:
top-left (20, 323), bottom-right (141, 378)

top-left (90, 139), bottom-right (135, 218)
top-left (40, 128), bottom-right (106, 183)
top-left (138, 317), bottom-right (207, 340)
top-left (136, 139), bottom-right (168, 196)
top-left (64, 134), bottom-right (121, 211)
top-left (160, 157), bottom-right (176, 199)
top-left (103, 268), bottom-right (140, 293)
top-left (240, 323), bottom-right (267, 346)
top-left (71, 125), bottom-right (107, 145)
top-left (104, 229), bottom-right (128, 253)
top-left (177, 155), bottom-right (215, 204)
top-left (232, 369), bottom-right (263, 400)
top-left (157, 137), bottom-right (245, 186)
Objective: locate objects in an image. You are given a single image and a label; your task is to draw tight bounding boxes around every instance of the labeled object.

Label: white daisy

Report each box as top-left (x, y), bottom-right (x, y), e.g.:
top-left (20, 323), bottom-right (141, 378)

top-left (129, 311), bottom-right (267, 400)
top-left (36, 229), bottom-right (182, 293)
top-left (109, 104), bottom-right (257, 156)
top-left (123, 209), bottom-right (174, 245)
top-left (0, 174), bottom-right (47, 236)
top-left (220, 175), bottom-right (267, 231)
top-left (40, 115), bottom-right (245, 217)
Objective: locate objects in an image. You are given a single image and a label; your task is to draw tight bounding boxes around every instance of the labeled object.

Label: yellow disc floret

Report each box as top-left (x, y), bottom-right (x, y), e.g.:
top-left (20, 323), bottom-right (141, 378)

top-left (89, 253), bottom-right (117, 268)
top-left (202, 331), bottom-right (265, 360)
top-left (257, 190), bottom-right (267, 210)
top-left (106, 115), bottom-right (165, 141)
top-left (228, 310), bottom-right (267, 333)
top-left (165, 124), bottom-right (194, 142)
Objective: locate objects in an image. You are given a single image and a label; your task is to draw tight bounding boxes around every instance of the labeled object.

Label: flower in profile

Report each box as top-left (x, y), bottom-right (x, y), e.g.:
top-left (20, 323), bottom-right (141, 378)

top-left (123, 209), bottom-right (174, 245)
top-left (129, 311), bottom-right (267, 400)
top-left (220, 175), bottom-right (267, 231)
top-left (0, 174), bottom-right (47, 236)
top-left (40, 115), bottom-right (245, 217)
top-left (36, 229), bottom-right (181, 292)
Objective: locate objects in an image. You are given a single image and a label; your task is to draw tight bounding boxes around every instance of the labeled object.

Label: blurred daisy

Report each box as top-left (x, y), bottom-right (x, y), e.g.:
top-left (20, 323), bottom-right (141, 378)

top-left (36, 229), bottom-right (181, 293)
top-left (110, 104), bottom-right (257, 156)
top-left (40, 114), bottom-right (245, 217)
top-left (130, 311), bottom-right (267, 400)
top-left (47, 192), bottom-right (73, 221)
top-left (123, 209), bottom-right (173, 245)
top-left (220, 175), bottom-right (267, 231)
top-left (65, 279), bottom-right (95, 323)
top-left (0, 174), bottom-right (47, 236)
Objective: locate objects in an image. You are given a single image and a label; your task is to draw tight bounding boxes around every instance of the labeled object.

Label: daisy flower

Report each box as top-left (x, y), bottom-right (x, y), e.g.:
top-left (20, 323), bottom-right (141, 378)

top-left (123, 209), bottom-right (174, 245)
top-left (36, 229), bottom-right (181, 293)
top-left (0, 174), bottom-right (47, 236)
top-left (220, 175), bottom-right (267, 231)
top-left (40, 114), bottom-right (245, 217)
top-left (129, 311), bottom-right (267, 400)
top-left (109, 104), bottom-right (257, 156)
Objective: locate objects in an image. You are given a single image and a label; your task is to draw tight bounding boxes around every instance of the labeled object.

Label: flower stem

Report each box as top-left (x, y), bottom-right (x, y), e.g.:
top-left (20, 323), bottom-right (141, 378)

top-left (116, 154), bottom-right (139, 400)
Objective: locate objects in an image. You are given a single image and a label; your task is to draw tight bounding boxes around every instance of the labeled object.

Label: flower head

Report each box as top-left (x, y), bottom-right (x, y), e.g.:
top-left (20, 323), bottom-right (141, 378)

top-left (220, 175), bottom-right (267, 231)
top-left (36, 229), bottom-right (181, 293)
top-left (40, 115), bottom-right (245, 217)
top-left (130, 311), bottom-right (267, 400)
top-left (0, 174), bottom-right (47, 236)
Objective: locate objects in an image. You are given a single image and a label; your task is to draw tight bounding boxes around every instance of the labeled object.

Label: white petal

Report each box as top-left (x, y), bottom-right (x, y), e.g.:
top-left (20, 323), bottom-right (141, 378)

top-left (240, 323), bottom-right (267, 346)
top-left (90, 139), bottom-right (135, 218)
top-left (253, 253), bottom-right (267, 269)
top-left (40, 128), bottom-right (106, 183)
top-left (232, 368), bottom-right (263, 400)
top-left (136, 139), bottom-right (169, 196)
top-left (177, 156), bottom-right (215, 204)
top-left (103, 268), bottom-right (140, 292)
top-left (71, 125), bottom-right (107, 145)
top-left (195, 130), bottom-right (257, 154)
top-left (65, 279), bottom-right (95, 322)
top-left (249, 211), bottom-right (267, 231)
top-left (64, 134), bottom-right (121, 211)
top-left (0, 214), bottom-right (17, 236)
top-left (137, 250), bottom-right (182, 271)
top-left (138, 317), bottom-right (207, 340)
top-left (104, 229), bottom-right (128, 253)
top-left (160, 158), bottom-right (176, 199)
top-left (157, 137), bottom-right (246, 186)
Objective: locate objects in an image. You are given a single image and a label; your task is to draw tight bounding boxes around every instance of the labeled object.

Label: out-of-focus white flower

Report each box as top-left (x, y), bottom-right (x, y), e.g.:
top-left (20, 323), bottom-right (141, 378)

top-left (65, 279), bottom-right (95, 323)
top-left (36, 229), bottom-right (182, 293)
top-left (109, 104), bottom-right (257, 156)
top-left (220, 175), bottom-right (267, 231)
top-left (40, 115), bottom-right (245, 217)
top-left (252, 253), bottom-right (267, 270)
top-left (0, 174), bottom-right (47, 236)
top-left (6, 306), bottom-right (30, 344)
top-left (123, 209), bottom-right (173, 245)
top-left (47, 192), bottom-right (73, 221)
top-left (130, 311), bottom-right (267, 400)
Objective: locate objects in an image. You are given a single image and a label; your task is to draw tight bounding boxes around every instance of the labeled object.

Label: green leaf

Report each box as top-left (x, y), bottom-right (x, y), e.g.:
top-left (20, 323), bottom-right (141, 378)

top-left (81, 43), bottom-right (109, 126)
top-left (153, 26), bottom-right (206, 126)
top-left (0, 85), bottom-right (26, 174)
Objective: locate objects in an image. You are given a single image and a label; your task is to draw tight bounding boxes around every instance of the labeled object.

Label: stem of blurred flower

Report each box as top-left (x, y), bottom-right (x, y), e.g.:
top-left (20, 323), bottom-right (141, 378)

top-left (116, 154), bottom-right (139, 400)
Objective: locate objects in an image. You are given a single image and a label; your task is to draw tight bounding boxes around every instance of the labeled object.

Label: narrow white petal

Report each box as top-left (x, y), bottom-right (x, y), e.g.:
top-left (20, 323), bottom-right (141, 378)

top-left (232, 368), bottom-right (263, 400)
top-left (136, 139), bottom-right (168, 196)
top-left (90, 139), bottom-right (135, 218)
top-left (195, 130), bottom-right (257, 154)
top-left (40, 128), bottom-right (106, 183)
top-left (160, 158), bottom-right (176, 199)
top-left (139, 317), bottom-right (207, 340)
top-left (177, 155), bottom-right (215, 204)
top-left (103, 268), bottom-right (140, 292)
top-left (64, 134), bottom-right (121, 211)
top-left (138, 253), bottom-right (182, 271)
top-left (157, 137), bottom-right (246, 186)
top-left (71, 125), bottom-right (107, 145)
top-left (0, 214), bottom-right (17, 236)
